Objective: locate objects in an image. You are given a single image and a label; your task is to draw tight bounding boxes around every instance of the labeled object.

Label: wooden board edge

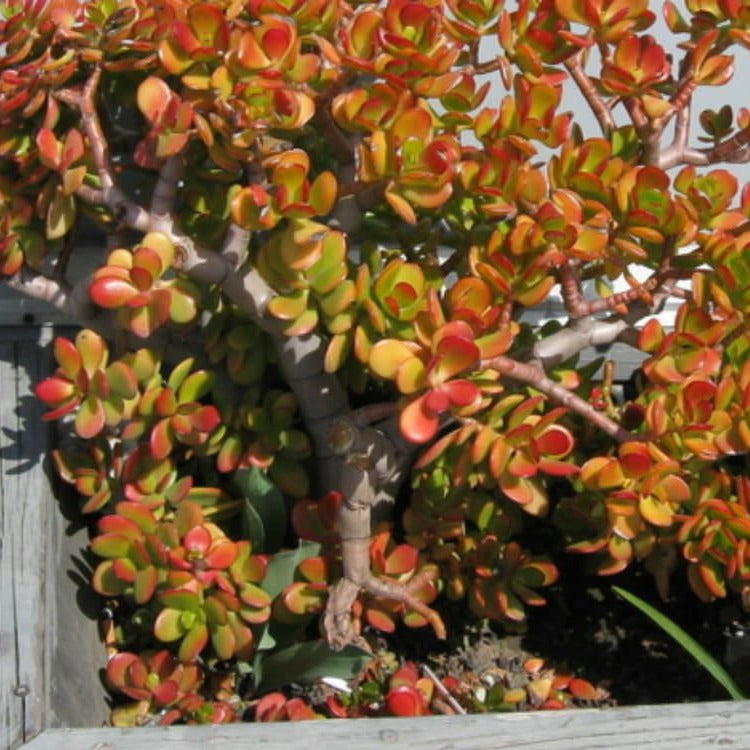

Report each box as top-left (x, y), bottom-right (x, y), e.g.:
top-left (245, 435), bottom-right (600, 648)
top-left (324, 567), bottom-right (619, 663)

top-left (20, 700), bottom-right (750, 750)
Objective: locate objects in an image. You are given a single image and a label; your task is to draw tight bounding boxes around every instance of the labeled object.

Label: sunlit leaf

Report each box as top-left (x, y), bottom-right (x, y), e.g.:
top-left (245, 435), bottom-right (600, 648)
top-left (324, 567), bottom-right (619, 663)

top-left (75, 395), bottom-right (106, 438)
top-left (535, 425), bottom-right (574, 458)
top-left (178, 623), bottom-right (209, 662)
top-left (400, 393), bottom-right (440, 444)
top-left (137, 77), bottom-right (172, 123)
top-left (369, 339), bottom-right (418, 379)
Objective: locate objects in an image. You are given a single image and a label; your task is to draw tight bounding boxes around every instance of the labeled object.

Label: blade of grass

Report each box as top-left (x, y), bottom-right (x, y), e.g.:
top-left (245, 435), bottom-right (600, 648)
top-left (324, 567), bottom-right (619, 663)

top-left (612, 585), bottom-right (745, 700)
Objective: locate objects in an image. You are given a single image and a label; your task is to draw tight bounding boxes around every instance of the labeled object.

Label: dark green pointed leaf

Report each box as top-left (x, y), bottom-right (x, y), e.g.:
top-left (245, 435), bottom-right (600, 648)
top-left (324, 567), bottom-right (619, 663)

top-left (255, 540), bottom-right (322, 651)
top-left (576, 356), bottom-right (606, 382)
top-left (262, 540), bottom-right (321, 601)
top-left (257, 640), bottom-right (371, 692)
top-left (240, 495), bottom-right (265, 552)
top-left (235, 467), bottom-right (287, 553)
top-left (613, 586), bottom-right (745, 700)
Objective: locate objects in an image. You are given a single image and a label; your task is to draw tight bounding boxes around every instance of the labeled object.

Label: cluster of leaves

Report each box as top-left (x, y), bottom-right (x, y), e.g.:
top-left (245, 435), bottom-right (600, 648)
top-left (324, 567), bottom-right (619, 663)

top-left (252, 654), bottom-right (607, 720)
top-left (105, 646), bottom-right (606, 725)
top-left (2, 0), bottom-right (750, 727)
top-left (556, 338), bottom-right (750, 601)
top-left (284, 491), bottom-right (443, 632)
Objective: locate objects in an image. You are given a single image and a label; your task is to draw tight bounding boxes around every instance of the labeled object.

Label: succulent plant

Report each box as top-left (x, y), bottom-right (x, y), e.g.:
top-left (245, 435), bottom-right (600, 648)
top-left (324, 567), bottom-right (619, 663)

top-left (7, 0), bottom-right (749, 726)
top-left (106, 649), bottom-right (203, 708)
top-left (91, 501), bottom-right (271, 662)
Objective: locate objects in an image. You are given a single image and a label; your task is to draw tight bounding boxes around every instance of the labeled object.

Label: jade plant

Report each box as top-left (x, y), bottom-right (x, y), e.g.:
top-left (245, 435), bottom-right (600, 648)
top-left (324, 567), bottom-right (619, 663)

top-left (2, 0), bottom-right (750, 724)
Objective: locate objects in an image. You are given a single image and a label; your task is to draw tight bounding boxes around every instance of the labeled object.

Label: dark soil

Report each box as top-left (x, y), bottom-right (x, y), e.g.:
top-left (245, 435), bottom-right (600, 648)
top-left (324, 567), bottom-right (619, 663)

top-left (522, 560), bottom-right (736, 705)
top-left (379, 555), bottom-right (746, 708)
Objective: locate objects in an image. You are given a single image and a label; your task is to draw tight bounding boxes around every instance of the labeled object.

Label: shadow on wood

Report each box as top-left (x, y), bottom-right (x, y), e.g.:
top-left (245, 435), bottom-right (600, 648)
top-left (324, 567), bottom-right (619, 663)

top-left (0, 327), bottom-right (109, 750)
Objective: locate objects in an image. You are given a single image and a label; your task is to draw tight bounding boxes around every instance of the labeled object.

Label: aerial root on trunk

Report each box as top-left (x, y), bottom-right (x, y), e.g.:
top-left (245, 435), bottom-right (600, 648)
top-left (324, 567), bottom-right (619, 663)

top-left (323, 538), bottom-right (446, 651)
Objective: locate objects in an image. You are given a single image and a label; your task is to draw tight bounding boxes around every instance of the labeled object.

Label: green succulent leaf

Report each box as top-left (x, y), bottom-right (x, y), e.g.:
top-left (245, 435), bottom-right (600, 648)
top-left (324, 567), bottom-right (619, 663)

top-left (178, 623), bottom-right (209, 662)
top-left (256, 640), bottom-right (371, 693)
top-left (153, 608), bottom-right (186, 642)
top-left (46, 190), bottom-right (76, 240)
top-left (268, 456), bottom-right (309, 498)
top-left (167, 358), bottom-right (195, 392)
top-left (235, 467), bottom-right (287, 553)
top-left (262, 540), bottom-right (322, 602)
top-left (178, 369), bottom-right (215, 403)
top-left (240, 496), bottom-right (265, 554)
top-left (255, 540), bottom-right (323, 651)
top-left (105, 361), bottom-right (138, 399)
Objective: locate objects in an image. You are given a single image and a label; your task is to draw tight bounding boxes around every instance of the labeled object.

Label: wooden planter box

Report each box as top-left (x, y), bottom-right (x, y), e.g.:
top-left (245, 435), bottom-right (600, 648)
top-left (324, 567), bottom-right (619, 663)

top-left (2, 321), bottom-right (750, 749)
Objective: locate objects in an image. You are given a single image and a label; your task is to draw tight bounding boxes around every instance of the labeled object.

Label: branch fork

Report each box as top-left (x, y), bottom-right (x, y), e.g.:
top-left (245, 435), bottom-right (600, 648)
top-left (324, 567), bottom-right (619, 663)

top-left (322, 417), bottom-right (447, 650)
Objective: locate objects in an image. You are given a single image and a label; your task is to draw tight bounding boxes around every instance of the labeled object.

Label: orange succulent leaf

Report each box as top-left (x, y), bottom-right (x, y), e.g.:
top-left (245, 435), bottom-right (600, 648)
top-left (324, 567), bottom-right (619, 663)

top-left (638, 318), bottom-right (664, 352)
top-left (384, 183), bottom-right (418, 224)
top-left (618, 442), bottom-right (652, 477)
top-left (309, 171), bottom-right (338, 216)
top-left (507, 449), bottom-right (537, 478)
top-left (231, 184), bottom-right (278, 230)
top-left (231, 15), bottom-right (303, 75)
top-left (538, 457), bottom-right (579, 477)
top-left (385, 685), bottom-right (428, 717)
top-left (90, 276), bottom-right (138, 308)
top-left (553, 0), bottom-right (656, 41)
top-left (534, 424), bottom-right (574, 458)
top-left (400, 392), bottom-right (441, 443)
top-left (254, 692), bottom-right (289, 722)
top-left (580, 456), bottom-right (626, 489)
top-left (54, 335), bottom-right (85, 376)
top-left (431, 335), bottom-right (480, 382)
top-left (502, 476), bottom-right (549, 515)
top-left (34, 376), bottom-right (76, 409)
top-left (332, 82), bottom-right (414, 133)
top-left (277, 580), bottom-right (327, 620)
top-left (690, 29), bottom-right (734, 86)
top-left (137, 77), bottom-right (175, 124)
top-left (297, 555), bottom-right (330, 584)
top-left (601, 34), bottom-right (670, 96)
top-left (413, 428), bottom-right (461, 468)
top-left (159, 3), bottom-right (229, 75)
top-left (369, 339), bottom-right (421, 381)
top-left (291, 491), bottom-right (342, 541)
top-left (146, 417), bottom-right (179, 460)
top-left (381, 541), bottom-right (419, 577)
top-left (35, 127), bottom-right (65, 171)
top-left (268, 291), bottom-right (310, 321)
top-left (638, 495), bottom-right (675, 527)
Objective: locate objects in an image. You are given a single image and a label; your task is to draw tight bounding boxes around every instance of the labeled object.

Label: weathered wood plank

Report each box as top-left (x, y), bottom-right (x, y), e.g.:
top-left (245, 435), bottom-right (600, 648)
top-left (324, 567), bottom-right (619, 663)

top-left (0, 327), bottom-right (108, 750)
top-left (0, 331), bottom-right (51, 750)
top-left (0, 339), bottom-right (21, 750)
top-left (44, 457), bottom-right (110, 733)
top-left (20, 700), bottom-right (750, 750)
